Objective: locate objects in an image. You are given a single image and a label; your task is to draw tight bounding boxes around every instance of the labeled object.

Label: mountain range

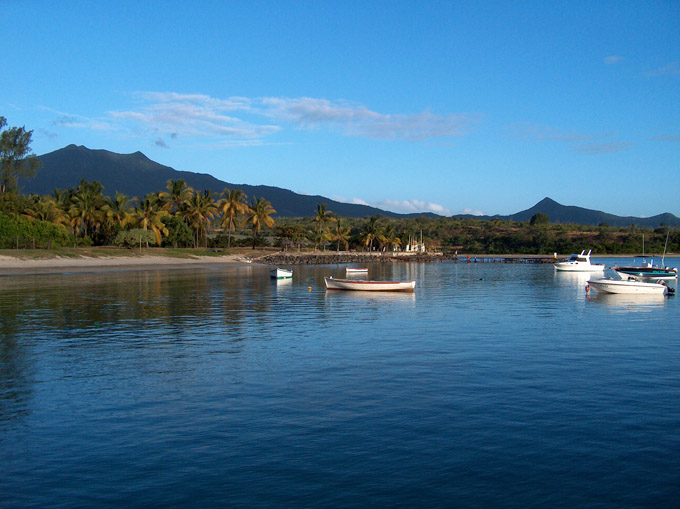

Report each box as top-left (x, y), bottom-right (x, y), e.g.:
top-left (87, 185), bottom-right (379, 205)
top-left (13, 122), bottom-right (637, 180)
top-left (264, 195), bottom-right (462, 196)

top-left (23, 144), bottom-right (680, 227)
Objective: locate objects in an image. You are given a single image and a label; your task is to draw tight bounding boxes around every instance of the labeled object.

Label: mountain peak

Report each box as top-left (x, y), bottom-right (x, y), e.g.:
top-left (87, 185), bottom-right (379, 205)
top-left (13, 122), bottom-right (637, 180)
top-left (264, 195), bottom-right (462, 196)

top-left (536, 197), bottom-right (558, 206)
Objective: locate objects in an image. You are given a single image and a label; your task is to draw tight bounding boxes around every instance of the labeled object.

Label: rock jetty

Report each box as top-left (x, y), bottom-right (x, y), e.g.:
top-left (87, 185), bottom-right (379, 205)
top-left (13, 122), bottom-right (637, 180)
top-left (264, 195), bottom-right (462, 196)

top-left (255, 252), bottom-right (447, 265)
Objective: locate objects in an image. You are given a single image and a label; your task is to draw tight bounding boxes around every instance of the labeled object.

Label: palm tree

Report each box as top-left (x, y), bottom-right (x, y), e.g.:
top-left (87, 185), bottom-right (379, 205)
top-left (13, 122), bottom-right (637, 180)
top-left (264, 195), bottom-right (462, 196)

top-left (159, 178), bottom-right (194, 215)
top-left (360, 215), bottom-right (382, 252)
top-left (313, 203), bottom-right (336, 250)
top-left (104, 191), bottom-right (134, 230)
top-left (69, 179), bottom-right (106, 240)
top-left (382, 224), bottom-right (402, 252)
top-left (247, 197), bottom-right (276, 249)
top-left (24, 196), bottom-right (69, 226)
top-left (330, 219), bottom-right (351, 252)
top-left (134, 192), bottom-right (169, 246)
top-left (183, 190), bottom-right (217, 248)
top-left (217, 188), bottom-right (248, 248)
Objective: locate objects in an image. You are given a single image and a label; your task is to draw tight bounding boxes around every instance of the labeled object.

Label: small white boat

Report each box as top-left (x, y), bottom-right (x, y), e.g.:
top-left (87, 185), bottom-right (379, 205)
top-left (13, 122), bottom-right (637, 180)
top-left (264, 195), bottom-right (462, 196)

top-left (270, 268), bottom-right (293, 279)
top-left (587, 277), bottom-right (672, 295)
top-left (345, 267), bottom-right (368, 274)
top-left (554, 250), bottom-right (605, 272)
top-left (324, 277), bottom-right (415, 292)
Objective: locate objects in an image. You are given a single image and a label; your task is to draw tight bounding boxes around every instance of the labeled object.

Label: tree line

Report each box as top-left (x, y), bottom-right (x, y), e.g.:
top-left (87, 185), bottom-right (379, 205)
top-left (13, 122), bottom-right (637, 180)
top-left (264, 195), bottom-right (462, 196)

top-left (1, 115), bottom-right (678, 255)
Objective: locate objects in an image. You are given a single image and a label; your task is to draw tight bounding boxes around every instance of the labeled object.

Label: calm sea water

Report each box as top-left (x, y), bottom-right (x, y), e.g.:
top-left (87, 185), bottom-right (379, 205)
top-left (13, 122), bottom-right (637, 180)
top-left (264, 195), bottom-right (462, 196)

top-left (1, 257), bottom-right (679, 507)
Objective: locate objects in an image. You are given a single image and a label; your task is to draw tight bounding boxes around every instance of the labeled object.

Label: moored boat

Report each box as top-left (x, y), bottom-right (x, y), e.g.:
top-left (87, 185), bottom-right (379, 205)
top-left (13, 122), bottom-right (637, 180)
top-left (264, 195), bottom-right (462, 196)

top-left (554, 250), bottom-right (605, 272)
top-left (345, 267), bottom-right (368, 274)
top-left (324, 277), bottom-right (416, 292)
top-left (613, 232), bottom-right (678, 281)
top-left (612, 262), bottom-right (678, 281)
top-left (270, 268), bottom-right (293, 279)
top-left (587, 277), bottom-right (672, 295)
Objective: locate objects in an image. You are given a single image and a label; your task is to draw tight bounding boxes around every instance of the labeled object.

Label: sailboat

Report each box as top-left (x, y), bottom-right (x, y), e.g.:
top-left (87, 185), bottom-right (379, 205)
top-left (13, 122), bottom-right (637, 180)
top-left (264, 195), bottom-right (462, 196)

top-left (612, 233), bottom-right (678, 281)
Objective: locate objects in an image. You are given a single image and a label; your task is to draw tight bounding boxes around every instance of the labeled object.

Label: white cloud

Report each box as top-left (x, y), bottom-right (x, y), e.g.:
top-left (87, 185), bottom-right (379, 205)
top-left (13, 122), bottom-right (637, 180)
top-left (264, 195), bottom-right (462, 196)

top-left (48, 92), bottom-right (477, 147)
top-left (461, 208), bottom-right (485, 216)
top-left (109, 93), bottom-right (279, 143)
top-left (264, 97), bottom-right (478, 140)
top-left (334, 196), bottom-right (451, 216)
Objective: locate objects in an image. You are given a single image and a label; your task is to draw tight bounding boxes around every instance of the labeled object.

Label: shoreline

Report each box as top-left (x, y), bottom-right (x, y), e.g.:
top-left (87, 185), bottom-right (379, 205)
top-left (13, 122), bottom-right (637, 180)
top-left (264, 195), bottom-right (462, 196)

top-left (0, 253), bottom-right (258, 276)
top-left (1, 250), bottom-right (661, 276)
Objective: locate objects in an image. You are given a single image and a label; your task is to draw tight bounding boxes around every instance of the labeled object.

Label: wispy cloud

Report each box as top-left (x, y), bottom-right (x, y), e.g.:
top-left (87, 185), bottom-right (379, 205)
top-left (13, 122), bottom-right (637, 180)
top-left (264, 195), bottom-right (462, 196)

top-left (571, 142), bottom-right (634, 154)
top-left (647, 61), bottom-right (680, 77)
top-left (109, 92), bottom-right (279, 145)
top-left (264, 97), bottom-right (478, 140)
top-left (604, 55), bottom-right (623, 65)
top-left (651, 134), bottom-right (680, 142)
top-left (506, 122), bottom-right (633, 155)
top-left (46, 92), bottom-right (478, 148)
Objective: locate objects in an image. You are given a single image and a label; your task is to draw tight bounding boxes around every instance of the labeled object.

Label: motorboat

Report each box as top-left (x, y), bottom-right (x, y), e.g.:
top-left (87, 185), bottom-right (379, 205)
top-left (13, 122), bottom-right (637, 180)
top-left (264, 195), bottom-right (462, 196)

top-left (612, 260), bottom-right (678, 281)
top-left (613, 232), bottom-right (678, 281)
top-left (324, 277), bottom-right (416, 292)
top-left (345, 267), bottom-right (368, 274)
top-left (587, 277), bottom-right (673, 295)
top-left (270, 268), bottom-right (293, 279)
top-left (554, 250), bottom-right (605, 272)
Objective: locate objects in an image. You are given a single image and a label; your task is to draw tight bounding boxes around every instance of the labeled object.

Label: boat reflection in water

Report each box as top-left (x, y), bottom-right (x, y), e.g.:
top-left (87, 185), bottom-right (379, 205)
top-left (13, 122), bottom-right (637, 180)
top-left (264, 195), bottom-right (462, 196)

top-left (586, 292), bottom-right (667, 313)
top-left (324, 289), bottom-right (416, 306)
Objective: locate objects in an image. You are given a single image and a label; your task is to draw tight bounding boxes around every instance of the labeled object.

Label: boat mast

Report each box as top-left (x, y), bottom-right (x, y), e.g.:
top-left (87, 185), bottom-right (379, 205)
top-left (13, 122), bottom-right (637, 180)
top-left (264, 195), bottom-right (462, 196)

top-left (662, 231), bottom-right (670, 266)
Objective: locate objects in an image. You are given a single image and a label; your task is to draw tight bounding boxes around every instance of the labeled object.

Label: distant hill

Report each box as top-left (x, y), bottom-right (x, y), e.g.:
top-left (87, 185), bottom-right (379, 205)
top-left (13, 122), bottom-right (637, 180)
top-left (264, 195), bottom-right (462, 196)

top-left (452, 197), bottom-right (679, 227)
top-left (504, 197), bottom-right (679, 228)
top-left (23, 145), bottom-right (679, 226)
top-left (26, 145), bottom-right (432, 218)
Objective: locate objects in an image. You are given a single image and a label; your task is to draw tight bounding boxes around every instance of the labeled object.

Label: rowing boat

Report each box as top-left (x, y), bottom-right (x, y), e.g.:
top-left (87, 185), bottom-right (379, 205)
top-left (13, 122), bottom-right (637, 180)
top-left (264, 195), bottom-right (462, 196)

top-left (324, 277), bottom-right (415, 292)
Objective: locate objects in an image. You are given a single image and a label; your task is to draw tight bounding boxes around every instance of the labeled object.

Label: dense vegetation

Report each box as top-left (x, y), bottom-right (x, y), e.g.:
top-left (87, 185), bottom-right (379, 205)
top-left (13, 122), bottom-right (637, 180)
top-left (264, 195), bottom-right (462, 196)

top-left (1, 116), bottom-right (678, 255)
top-left (2, 184), bottom-right (678, 256)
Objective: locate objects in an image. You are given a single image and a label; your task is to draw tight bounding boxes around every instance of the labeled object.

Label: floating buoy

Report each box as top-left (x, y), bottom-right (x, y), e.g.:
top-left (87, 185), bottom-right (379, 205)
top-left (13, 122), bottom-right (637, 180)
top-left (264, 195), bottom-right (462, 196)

top-left (585, 284), bottom-right (590, 293)
top-left (308, 286), bottom-right (312, 291)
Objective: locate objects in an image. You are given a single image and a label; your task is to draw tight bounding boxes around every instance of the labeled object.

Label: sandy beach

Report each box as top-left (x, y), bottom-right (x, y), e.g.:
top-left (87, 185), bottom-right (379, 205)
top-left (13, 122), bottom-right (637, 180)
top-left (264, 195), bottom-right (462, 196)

top-left (0, 253), bottom-right (257, 276)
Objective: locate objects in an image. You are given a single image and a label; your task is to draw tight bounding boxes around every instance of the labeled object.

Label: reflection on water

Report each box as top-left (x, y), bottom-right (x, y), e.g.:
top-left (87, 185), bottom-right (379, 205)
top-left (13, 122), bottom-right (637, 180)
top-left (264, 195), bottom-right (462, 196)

top-left (1, 259), bottom-right (679, 507)
top-left (587, 292), bottom-right (668, 312)
top-left (324, 290), bottom-right (417, 304)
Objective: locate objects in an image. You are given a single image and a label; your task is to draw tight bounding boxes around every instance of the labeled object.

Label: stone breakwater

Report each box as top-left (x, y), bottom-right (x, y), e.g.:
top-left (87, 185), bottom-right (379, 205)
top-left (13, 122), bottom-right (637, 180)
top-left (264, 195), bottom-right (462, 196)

top-left (254, 252), bottom-right (562, 265)
top-left (255, 252), bottom-right (448, 265)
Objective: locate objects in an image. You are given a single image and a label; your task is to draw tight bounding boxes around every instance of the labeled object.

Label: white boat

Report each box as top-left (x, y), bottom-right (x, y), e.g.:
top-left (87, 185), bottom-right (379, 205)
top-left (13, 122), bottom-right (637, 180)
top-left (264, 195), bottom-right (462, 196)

top-left (554, 250), bottom-right (605, 272)
top-left (587, 277), bottom-right (672, 295)
top-left (324, 277), bottom-right (416, 292)
top-left (270, 268), bottom-right (293, 279)
top-left (345, 267), bottom-right (368, 274)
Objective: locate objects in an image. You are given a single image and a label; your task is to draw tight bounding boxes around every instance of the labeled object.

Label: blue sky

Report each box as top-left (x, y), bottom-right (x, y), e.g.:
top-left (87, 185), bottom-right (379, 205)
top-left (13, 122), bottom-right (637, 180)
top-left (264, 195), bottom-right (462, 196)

top-left (2, 1), bottom-right (679, 217)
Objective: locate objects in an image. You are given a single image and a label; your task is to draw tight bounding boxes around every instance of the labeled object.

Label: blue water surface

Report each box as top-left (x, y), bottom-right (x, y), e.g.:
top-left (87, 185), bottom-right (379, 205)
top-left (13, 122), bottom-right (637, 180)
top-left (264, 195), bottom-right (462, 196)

top-left (1, 258), bottom-right (679, 507)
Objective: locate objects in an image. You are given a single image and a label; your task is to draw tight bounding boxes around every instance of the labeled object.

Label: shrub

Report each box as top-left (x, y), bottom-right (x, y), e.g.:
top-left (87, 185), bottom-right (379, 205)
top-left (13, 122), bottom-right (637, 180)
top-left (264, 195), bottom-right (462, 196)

top-left (0, 211), bottom-right (73, 248)
top-left (113, 229), bottom-right (156, 249)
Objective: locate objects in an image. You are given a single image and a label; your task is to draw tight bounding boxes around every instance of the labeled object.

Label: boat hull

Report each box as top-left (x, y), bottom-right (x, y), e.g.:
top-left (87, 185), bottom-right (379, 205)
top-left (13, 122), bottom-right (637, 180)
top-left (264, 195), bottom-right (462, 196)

top-left (554, 263), bottom-right (605, 272)
top-left (345, 268), bottom-right (369, 274)
top-left (324, 277), bottom-right (415, 292)
top-left (588, 278), bottom-right (668, 295)
top-left (270, 268), bottom-right (293, 279)
top-left (613, 268), bottom-right (678, 281)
